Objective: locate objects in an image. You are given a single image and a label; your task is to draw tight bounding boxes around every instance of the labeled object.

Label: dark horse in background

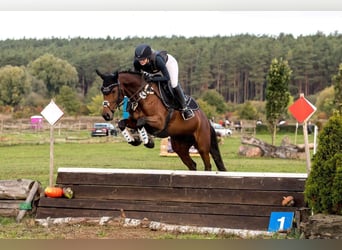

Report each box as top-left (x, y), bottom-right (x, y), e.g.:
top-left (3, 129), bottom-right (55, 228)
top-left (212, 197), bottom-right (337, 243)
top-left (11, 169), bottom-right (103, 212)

top-left (96, 69), bottom-right (226, 171)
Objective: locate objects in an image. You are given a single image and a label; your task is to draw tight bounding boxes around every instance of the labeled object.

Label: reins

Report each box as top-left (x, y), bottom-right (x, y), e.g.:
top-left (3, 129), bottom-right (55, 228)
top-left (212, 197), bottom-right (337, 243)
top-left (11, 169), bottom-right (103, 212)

top-left (102, 71), bottom-right (164, 113)
top-left (118, 72), bottom-right (164, 111)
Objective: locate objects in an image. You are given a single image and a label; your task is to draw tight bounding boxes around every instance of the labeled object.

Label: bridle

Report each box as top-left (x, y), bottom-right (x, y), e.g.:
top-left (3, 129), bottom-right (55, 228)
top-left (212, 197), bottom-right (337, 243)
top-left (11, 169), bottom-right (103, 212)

top-left (101, 72), bottom-right (150, 114)
top-left (101, 81), bottom-right (122, 114)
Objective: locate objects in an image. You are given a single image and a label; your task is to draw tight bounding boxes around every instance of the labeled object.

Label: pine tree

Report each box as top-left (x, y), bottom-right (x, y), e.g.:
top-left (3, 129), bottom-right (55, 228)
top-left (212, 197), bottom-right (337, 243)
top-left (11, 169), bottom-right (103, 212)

top-left (304, 112), bottom-right (342, 215)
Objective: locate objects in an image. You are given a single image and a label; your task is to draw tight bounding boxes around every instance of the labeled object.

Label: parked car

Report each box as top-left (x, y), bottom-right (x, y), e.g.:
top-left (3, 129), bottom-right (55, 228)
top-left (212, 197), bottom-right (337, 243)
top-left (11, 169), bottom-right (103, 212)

top-left (91, 123), bottom-right (118, 137)
top-left (211, 122), bottom-right (233, 137)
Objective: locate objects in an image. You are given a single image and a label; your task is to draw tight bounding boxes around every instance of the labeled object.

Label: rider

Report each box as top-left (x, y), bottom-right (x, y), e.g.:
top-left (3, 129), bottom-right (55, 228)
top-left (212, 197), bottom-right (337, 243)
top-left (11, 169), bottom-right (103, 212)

top-left (133, 44), bottom-right (194, 120)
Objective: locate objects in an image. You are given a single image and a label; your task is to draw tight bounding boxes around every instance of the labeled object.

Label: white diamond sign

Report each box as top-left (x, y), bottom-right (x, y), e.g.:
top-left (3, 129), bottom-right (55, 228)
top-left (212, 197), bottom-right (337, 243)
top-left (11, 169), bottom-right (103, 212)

top-left (41, 100), bottom-right (64, 126)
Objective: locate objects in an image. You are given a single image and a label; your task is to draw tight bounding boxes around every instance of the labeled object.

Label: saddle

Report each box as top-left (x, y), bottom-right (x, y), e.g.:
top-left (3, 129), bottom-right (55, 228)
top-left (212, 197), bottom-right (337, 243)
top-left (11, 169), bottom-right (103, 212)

top-left (156, 81), bottom-right (199, 111)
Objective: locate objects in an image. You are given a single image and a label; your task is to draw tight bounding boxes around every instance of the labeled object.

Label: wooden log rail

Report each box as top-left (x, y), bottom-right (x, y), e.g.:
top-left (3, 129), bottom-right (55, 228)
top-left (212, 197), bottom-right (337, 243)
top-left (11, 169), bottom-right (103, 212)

top-left (36, 168), bottom-right (308, 231)
top-left (0, 179), bottom-right (41, 219)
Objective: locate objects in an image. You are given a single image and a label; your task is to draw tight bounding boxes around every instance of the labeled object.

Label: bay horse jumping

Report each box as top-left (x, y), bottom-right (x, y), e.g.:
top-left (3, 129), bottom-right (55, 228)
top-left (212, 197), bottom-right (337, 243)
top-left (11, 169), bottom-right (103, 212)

top-left (96, 69), bottom-right (226, 171)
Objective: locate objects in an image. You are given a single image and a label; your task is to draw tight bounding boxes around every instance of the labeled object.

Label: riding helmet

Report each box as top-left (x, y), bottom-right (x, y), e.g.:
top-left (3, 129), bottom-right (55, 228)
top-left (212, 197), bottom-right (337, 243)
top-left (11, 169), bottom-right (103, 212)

top-left (135, 44), bottom-right (152, 60)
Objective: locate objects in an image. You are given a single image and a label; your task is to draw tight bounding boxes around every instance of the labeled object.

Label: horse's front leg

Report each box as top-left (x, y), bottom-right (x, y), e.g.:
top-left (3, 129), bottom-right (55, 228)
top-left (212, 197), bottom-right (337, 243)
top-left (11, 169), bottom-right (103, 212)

top-left (136, 117), bottom-right (155, 149)
top-left (118, 118), bottom-right (142, 146)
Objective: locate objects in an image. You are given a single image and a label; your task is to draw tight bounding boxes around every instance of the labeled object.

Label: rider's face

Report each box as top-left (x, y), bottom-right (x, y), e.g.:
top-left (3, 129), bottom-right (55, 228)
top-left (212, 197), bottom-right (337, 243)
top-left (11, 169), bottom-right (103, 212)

top-left (139, 58), bottom-right (148, 66)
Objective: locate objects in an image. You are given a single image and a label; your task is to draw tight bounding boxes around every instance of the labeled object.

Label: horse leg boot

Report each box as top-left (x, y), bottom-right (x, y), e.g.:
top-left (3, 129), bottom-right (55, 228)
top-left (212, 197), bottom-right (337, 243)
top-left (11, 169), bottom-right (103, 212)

top-left (173, 85), bottom-right (194, 120)
top-left (138, 127), bottom-right (154, 148)
top-left (118, 119), bottom-right (142, 146)
top-left (138, 127), bottom-right (149, 144)
top-left (136, 118), bottom-right (154, 148)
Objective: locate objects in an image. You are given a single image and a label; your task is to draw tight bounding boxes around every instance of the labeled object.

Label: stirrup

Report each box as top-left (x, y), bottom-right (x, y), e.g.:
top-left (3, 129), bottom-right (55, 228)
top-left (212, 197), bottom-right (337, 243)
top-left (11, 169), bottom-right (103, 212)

top-left (181, 109), bottom-right (195, 120)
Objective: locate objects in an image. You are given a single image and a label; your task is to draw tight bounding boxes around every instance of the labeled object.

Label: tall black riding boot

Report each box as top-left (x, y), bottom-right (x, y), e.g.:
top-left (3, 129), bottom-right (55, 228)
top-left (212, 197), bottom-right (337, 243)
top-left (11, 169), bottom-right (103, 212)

top-left (173, 85), bottom-right (194, 120)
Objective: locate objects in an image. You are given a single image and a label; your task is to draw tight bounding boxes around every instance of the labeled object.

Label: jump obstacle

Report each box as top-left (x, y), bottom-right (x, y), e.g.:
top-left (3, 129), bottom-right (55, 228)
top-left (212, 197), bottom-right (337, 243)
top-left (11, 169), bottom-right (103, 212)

top-left (36, 168), bottom-right (309, 231)
top-left (0, 179), bottom-right (41, 222)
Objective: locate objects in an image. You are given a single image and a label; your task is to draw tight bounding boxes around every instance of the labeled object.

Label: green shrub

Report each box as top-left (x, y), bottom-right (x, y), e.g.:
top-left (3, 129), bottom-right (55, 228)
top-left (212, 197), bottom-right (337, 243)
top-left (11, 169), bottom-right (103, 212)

top-left (304, 112), bottom-right (342, 215)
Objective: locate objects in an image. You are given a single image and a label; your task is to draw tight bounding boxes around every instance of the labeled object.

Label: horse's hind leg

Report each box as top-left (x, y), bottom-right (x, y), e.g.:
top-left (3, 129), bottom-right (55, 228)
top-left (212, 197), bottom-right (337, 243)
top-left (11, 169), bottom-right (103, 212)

top-left (197, 151), bottom-right (212, 171)
top-left (193, 135), bottom-right (212, 171)
top-left (177, 151), bottom-right (197, 171)
top-left (171, 137), bottom-right (197, 171)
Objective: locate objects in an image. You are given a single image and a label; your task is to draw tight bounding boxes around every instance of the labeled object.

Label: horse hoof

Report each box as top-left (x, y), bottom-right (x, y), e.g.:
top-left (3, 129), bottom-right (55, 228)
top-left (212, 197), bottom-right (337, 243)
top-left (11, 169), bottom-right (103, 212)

top-left (144, 140), bottom-right (155, 149)
top-left (129, 141), bottom-right (142, 146)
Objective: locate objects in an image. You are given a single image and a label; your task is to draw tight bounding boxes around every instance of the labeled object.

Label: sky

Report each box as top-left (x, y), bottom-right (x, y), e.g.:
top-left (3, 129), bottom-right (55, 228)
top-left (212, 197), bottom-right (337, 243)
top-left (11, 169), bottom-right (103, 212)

top-left (0, 11), bottom-right (341, 40)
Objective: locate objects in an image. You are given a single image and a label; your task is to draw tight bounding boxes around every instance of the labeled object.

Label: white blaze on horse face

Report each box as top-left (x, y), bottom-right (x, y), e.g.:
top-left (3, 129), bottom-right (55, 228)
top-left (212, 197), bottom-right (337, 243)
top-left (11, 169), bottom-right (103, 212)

top-left (103, 101), bottom-right (110, 107)
top-left (102, 98), bottom-right (115, 121)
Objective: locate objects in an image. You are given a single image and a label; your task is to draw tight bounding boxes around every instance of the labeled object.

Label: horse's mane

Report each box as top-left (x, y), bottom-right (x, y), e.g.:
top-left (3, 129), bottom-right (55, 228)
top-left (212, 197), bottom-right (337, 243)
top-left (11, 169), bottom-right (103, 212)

top-left (119, 69), bottom-right (142, 76)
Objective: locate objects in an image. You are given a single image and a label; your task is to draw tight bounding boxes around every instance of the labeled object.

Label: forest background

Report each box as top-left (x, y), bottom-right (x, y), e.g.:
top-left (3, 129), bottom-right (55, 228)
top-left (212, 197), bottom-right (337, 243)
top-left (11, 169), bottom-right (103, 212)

top-left (0, 33), bottom-right (341, 122)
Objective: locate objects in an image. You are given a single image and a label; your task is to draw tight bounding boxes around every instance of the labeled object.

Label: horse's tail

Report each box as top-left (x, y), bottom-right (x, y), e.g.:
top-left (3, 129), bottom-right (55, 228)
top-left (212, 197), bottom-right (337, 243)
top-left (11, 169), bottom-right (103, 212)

top-left (209, 124), bottom-right (227, 171)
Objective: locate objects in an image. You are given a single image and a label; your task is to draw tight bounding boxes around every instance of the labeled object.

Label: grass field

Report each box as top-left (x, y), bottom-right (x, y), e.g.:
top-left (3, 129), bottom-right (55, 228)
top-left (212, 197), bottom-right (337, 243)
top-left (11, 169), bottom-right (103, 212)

top-left (0, 129), bottom-right (310, 187)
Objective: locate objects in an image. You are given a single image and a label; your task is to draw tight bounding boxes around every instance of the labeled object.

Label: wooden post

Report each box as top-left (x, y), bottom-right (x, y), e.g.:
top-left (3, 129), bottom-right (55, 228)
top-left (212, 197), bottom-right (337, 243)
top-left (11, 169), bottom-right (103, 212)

top-left (288, 93), bottom-right (316, 175)
top-left (58, 122), bottom-right (61, 136)
top-left (49, 125), bottom-right (54, 187)
top-left (294, 122), bottom-right (298, 145)
top-left (303, 121), bottom-right (311, 174)
top-left (40, 100), bottom-right (64, 187)
top-left (16, 181), bottom-right (39, 222)
top-left (313, 125), bottom-right (318, 155)
top-left (296, 93), bottom-right (311, 174)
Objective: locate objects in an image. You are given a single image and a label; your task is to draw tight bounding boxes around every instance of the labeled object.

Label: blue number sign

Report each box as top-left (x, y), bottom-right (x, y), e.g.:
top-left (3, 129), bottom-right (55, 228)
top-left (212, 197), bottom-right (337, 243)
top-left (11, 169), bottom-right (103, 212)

top-left (268, 212), bottom-right (294, 232)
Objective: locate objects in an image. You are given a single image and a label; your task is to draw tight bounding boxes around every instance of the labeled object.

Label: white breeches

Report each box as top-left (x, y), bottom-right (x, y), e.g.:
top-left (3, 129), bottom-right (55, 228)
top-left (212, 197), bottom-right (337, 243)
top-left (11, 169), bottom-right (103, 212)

top-left (165, 54), bottom-right (179, 88)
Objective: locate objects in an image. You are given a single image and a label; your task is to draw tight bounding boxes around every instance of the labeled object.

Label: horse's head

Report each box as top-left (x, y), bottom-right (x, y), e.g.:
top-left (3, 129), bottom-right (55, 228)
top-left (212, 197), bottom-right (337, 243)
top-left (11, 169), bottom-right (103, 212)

top-left (96, 69), bottom-right (121, 121)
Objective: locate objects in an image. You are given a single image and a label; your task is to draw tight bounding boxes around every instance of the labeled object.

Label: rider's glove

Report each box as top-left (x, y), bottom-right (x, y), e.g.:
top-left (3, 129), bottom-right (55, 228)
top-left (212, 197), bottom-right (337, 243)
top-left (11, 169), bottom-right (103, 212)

top-left (143, 72), bottom-right (154, 82)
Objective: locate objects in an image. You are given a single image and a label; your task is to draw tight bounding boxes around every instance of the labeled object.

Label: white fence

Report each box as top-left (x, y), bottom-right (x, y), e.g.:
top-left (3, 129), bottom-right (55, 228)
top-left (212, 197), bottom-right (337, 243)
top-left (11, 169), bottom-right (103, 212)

top-left (0, 117), bottom-right (110, 134)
